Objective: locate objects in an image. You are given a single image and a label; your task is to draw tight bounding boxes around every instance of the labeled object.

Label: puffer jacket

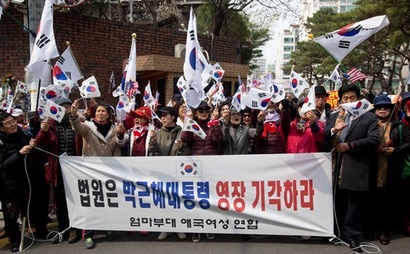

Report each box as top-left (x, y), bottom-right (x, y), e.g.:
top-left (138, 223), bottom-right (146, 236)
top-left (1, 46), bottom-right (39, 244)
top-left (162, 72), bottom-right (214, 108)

top-left (180, 119), bottom-right (223, 155)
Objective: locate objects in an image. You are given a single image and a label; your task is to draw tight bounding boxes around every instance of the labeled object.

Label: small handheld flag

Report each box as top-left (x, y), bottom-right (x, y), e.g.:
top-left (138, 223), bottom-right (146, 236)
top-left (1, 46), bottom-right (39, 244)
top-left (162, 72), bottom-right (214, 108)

top-left (340, 98), bottom-right (373, 120)
top-left (44, 99), bottom-right (66, 122)
top-left (80, 76), bottom-right (101, 98)
top-left (182, 117), bottom-right (207, 140)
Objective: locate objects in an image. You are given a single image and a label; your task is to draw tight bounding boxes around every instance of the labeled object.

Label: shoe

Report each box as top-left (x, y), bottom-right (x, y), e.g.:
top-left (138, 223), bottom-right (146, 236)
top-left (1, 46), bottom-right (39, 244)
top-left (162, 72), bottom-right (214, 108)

top-left (157, 232), bottom-right (169, 240)
top-left (348, 239), bottom-right (362, 253)
top-left (242, 235), bottom-right (251, 241)
top-left (68, 229), bottom-right (81, 244)
top-left (301, 236), bottom-right (311, 240)
top-left (139, 231), bottom-right (149, 237)
top-left (177, 232), bottom-right (187, 240)
top-left (10, 242), bottom-right (19, 253)
top-left (34, 228), bottom-right (50, 240)
top-left (105, 231), bottom-right (116, 241)
top-left (206, 233), bottom-right (215, 240)
top-left (84, 237), bottom-right (95, 249)
top-left (192, 233), bottom-right (201, 243)
top-left (378, 232), bottom-right (390, 245)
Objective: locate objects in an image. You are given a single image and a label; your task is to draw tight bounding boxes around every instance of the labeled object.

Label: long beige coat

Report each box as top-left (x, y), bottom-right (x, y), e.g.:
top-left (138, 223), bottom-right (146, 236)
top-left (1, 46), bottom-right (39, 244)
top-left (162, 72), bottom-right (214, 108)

top-left (70, 116), bottom-right (121, 156)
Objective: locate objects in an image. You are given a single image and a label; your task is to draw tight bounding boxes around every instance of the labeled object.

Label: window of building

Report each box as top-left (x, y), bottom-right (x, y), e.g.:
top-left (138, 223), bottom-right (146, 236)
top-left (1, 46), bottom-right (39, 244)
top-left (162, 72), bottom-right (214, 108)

top-left (284, 46), bottom-right (293, 52)
top-left (340, 5), bottom-right (357, 12)
top-left (284, 38), bottom-right (294, 44)
top-left (283, 54), bottom-right (291, 60)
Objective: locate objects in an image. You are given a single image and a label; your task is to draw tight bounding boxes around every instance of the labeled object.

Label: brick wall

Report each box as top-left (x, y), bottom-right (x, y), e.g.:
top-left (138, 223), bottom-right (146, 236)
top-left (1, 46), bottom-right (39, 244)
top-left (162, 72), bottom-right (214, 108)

top-left (1, 8), bottom-right (241, 105)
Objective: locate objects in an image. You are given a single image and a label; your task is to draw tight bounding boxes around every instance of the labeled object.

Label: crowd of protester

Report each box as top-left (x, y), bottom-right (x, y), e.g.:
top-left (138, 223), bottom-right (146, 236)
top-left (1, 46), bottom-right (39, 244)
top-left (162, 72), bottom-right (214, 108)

top-left (1, 84), bottom-right (410, 252)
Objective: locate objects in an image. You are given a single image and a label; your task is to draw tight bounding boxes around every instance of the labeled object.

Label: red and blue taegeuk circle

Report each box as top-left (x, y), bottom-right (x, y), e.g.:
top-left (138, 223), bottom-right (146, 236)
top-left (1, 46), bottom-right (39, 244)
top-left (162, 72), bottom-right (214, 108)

top-left (184, 164), bottom-right (193, 173)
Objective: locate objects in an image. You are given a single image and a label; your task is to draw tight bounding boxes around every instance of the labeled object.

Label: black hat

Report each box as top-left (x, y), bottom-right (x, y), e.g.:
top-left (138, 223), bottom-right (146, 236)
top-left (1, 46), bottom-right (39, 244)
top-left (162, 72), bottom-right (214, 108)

top-left (315, 86), bottom-right (329, 96)
top-left (197, 101), bottom-right (211, 110)
top-left (373, 95), bottom-right (393, 108)
top-left (402, 92), bottom-right (410, 105)
top-left (157, 106), bottom-right (178, 118)
top-left (172, 94), bottom-right (183, 103)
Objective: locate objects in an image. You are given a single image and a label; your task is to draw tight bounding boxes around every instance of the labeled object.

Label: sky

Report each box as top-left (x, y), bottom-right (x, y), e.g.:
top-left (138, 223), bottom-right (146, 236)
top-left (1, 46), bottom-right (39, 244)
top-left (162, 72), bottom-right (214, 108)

top-left (261, 23), bottom-right (288, 64)
top-left (259, 3), bottom-right (299, 64)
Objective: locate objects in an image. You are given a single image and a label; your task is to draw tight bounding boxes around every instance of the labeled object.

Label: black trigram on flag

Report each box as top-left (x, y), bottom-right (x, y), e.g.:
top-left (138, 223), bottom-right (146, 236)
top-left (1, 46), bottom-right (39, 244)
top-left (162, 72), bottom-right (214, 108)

top-left (339, 40), bottom-right (350, 49)
top-left (258, 92), bottom-right (267, 98)
top-left (325, 34), bottom-right (334, 39)
top-left (57, 56), bottom-right (65, 65)
top-left (36, 34), bottom-right (50, 49)
top-left (189, 30), bottom-right (195, 41)
top-left (252, 101), bottom-right (258, 107)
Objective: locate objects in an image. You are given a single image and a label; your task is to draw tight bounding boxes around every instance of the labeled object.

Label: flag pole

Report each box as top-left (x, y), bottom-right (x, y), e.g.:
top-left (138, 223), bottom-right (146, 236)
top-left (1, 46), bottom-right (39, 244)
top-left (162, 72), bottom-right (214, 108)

top-left (35, 79), bottom-right (41, 116)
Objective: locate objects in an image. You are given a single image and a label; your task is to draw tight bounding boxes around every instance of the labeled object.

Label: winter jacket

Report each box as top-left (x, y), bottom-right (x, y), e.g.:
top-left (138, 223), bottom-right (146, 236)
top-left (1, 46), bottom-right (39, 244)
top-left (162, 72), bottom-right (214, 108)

top-left (70, 116), bottom-right (121, 156)
top-left (180, 119), bottom-right (223, 155)
top-left (325, 111), bottom-right (379, 192)
top-left (0, 128), bottom-right (31, 199)
top-left (36, 118), bottom-right (81, 186)
top-left (148, 125), bottom-right (190, 156)
top-left (222, 123), bottom-right (263, 155)
top-left (287, 119), bottom-right (324, 153)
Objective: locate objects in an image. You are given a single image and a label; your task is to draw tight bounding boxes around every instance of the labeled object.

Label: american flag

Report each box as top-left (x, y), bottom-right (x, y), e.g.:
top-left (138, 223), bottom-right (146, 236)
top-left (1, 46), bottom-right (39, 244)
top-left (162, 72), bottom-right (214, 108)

top-left (347, 68), bottom-right (367, 84)
top-left (125, 81), bottom-right (140, 97)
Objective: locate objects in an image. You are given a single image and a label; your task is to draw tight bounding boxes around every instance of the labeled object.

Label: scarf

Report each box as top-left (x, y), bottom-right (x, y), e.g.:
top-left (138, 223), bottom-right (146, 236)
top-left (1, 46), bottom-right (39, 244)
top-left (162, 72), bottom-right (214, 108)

top-left (330, 107), bottom-right (347, 186)
top-left (132, 125), bottom-right (148, 140)
top-left (377, 121), bottom-right (391, 187)
top-left (330, 107), bottom-right (347, 150)
top-left (93, 120), bottom-right (112, 137)
top-left (262, 122), bottom-right (277, 138)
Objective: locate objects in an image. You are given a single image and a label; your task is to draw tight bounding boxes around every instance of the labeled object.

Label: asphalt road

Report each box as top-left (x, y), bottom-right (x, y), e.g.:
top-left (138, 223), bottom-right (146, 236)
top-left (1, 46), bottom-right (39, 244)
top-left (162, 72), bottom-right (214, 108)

top-left (1, 222), bottom-right (409, 254)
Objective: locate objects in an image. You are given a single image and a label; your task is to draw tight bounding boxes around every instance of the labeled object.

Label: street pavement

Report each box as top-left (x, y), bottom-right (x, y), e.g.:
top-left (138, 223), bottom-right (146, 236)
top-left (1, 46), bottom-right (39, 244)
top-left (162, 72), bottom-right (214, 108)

top-left (1, 218), bottom-right (409, 254)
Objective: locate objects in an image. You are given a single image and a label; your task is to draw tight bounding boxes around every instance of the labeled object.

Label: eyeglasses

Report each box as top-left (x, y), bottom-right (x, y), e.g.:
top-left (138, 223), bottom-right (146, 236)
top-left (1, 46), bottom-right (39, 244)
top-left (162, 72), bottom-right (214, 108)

top-left (375, 106), bottom-right (391, 110)
top-left (243, 113), bottom-right (251, 118)
top-left (2, 118), bottom-right (17, 127)
top-left (197, 108), bottom-right (210, 114)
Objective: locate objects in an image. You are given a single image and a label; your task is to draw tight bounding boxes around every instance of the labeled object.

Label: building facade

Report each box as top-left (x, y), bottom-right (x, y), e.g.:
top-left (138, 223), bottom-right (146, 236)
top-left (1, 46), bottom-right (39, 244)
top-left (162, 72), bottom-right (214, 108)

top-left (0, 5), bottom-right (248, 107)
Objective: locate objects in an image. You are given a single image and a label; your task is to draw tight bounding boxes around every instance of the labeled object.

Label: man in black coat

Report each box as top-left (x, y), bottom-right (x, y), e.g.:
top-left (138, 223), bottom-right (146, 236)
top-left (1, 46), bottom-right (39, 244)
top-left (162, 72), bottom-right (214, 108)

top-left (0, 110), bottom-right (37, 252)
top-left (325, 84), bottom-right (379, 253)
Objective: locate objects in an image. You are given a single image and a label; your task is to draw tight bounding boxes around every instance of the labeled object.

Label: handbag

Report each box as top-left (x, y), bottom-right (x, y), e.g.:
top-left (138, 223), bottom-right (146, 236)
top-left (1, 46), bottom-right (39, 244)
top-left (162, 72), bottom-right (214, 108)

top-left (398, 124), bottom-right (410, 179)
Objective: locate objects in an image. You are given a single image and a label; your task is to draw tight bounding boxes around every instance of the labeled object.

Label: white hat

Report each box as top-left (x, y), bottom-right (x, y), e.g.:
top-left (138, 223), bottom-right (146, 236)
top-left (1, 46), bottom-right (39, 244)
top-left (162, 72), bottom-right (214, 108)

top-left (11, 108), bottom-right (24, 117)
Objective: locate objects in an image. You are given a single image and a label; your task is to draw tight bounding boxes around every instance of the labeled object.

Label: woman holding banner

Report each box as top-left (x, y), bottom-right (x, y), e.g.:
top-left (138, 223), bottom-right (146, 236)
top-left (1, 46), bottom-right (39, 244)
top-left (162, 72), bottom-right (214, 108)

top-left (148, 106), bottom-right (189, 241)
top-left (180, 101), bottom-right (222, 242)
top-left (70, 99), bottom-right (121, 249)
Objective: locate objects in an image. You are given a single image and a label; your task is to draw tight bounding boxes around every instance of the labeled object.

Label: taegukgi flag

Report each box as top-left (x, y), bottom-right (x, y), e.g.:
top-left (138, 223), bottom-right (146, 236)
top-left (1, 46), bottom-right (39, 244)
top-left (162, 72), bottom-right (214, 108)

top-left (27, 0), bottom-right (59, 75)
top-left (53, 45), bottom-right (83, 85)
top-left (80, 76), bottom-right (101, 99)
top-left (329, 64), bottom-right (342, 90)
top-left (242, 87), bottom-right (273, 110)
top-left (340, 98), bottom-right (373, 120)
top-left (299, 85), bottom-right (317, 116)
top-left (289, 70), bottom-right (309, 99)
top-left (44, 99), bottom-right (66, 122)
top-left (143, 81), bottom-right (156, 107)
top-left (182, 117), bottom-right (207, 140)
top-left (313, 15), bottom-right (389, 62)
top-left (270, 83), bottom-right (286, 103)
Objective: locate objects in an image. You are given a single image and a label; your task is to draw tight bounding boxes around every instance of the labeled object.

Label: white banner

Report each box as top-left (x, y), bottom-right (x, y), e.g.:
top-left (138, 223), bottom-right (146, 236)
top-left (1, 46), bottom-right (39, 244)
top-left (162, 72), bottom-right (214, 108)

top-left (60, 153), bottom-right (333, 236)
